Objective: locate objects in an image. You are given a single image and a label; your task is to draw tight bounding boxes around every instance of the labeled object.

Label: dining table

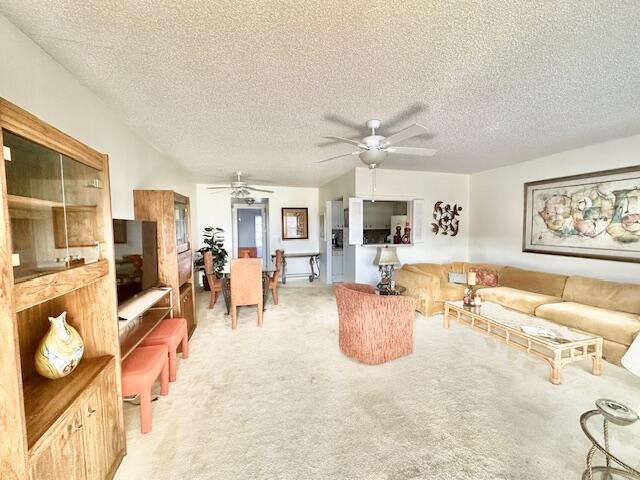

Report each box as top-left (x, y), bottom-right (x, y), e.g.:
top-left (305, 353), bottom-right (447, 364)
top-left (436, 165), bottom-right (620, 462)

top-left (220, 260), bottom-right (277, 315)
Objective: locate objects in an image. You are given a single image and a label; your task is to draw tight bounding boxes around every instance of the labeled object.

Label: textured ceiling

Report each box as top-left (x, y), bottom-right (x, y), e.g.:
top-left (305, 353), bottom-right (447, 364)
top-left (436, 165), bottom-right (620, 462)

top-left (1, 1), bottom-right (640, 187)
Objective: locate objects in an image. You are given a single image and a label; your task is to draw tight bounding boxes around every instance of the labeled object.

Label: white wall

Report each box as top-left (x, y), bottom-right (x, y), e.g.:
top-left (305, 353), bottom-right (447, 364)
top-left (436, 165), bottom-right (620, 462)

top-left (355, 167), bottom-right (470, 284)
top-left (195, 184), bottom-right (319, 278)
top-left (318, 170), bottom-right (356, 283)
top-left (0, 15), bottom-right (195, 220)
top-left (469, 134), bottom-right (640, 283)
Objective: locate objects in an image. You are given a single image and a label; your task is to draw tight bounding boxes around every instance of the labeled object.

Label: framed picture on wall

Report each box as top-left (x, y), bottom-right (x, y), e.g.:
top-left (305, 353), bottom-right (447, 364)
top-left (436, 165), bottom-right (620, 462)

top-left (523, 165), bottom-right (640, 263)
top-left (282, 208), bottom-right (309, 240)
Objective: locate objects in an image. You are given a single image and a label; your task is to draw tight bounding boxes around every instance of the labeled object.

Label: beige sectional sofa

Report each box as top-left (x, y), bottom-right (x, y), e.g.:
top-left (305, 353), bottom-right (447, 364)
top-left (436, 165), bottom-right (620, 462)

top-left (396, 262), bottom-right (640, 364)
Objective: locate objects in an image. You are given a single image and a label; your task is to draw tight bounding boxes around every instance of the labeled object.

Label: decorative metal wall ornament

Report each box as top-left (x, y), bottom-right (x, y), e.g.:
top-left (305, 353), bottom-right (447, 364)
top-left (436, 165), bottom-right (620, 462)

top-left (431, 201), bottom-right (462, 236)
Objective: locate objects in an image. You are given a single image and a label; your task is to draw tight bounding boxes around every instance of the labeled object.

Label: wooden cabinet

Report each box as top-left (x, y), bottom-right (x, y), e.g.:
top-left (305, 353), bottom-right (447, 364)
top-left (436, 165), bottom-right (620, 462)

top-left (0, 98), bottom-right (124, 480)
top-left (134, 190), bottom-right (197, 337)
top-left (28, 360), bottom-right (122, 480)
top-left (180, 284), bottom-right (195, 335)
top-left (29, 409), bottom-right (86, 480)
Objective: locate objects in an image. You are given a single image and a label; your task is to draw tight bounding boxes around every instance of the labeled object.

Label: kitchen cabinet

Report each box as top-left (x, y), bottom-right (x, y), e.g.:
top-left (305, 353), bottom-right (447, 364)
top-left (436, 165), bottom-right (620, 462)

top-left (332, 250), bottom-right (343, 280)
top-left (331, 201), bottom-right (343, 229)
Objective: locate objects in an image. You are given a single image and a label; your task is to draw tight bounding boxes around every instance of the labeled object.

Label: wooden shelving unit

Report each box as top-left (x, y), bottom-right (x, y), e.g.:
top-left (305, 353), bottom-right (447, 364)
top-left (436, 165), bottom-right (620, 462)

top-left (23, 355), bottom-right (113, 449)
top-left (0, 98), bottom-right (125, 480)
top-left (134, 190), bottom-right (197, 337)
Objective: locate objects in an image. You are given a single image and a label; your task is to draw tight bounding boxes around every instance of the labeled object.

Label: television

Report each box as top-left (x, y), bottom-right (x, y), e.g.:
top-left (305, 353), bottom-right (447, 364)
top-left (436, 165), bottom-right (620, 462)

top-left (113, 219), bottom-right (159, 305)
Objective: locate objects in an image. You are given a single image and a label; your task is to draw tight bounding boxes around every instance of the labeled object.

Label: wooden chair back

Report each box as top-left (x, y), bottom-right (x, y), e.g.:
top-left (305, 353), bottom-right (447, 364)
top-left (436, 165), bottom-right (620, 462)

top-left (238, 247), bottom-right (257, 258)
top-left (230, 258), bottom-right (262, 306)
top-left (272, 249), bottom-right (284, 283)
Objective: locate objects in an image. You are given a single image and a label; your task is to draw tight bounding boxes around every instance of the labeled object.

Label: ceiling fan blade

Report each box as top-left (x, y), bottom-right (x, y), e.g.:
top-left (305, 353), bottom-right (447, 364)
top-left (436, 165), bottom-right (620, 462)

top-left (323, 113), bottom-right (363, 131)
top-left (322, 136), bottom-right (363, 147)
top-left (383, 103), bottom-right (429, 131)
top-left (383, 123), bottom-right (428, 147)
top-left (315, 151), bottom-right (360, 163)
top-left (246, 186), bottom-right (275, 193)
top-left (207, 186), bottom-right (231, 190)
top-left (386, 146), bottom-right (437, 157)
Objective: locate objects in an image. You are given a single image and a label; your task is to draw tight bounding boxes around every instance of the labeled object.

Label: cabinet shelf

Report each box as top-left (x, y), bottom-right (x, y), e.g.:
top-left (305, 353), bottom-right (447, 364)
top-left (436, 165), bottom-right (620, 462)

top-left (23, 355), bottom-right (113, 450)
top-left (15, 259), bottom-right (109, 311)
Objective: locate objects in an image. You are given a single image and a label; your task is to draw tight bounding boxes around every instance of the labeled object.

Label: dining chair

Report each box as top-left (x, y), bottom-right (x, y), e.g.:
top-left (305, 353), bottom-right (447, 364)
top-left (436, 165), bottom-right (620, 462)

top-left (238, 247), bottom-right (257, 258)
top-left (204, 251), bottom-right (222, 308)
top-left (268, 249), bottom-right (284, 305)
top-left (230, 258), bottom-right (263, 329)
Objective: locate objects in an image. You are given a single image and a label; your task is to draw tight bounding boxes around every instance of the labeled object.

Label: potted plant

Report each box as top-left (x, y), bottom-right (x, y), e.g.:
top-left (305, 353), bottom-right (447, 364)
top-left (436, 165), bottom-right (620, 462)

top-left (194, 227), bottom-right (228, 290)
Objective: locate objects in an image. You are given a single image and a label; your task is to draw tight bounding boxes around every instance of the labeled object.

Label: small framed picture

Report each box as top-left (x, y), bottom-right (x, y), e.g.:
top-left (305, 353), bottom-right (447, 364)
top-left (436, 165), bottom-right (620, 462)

top-left (343, 208), bottom-right (349, 228)
top-left (282, 208), bottom-right (309, 240)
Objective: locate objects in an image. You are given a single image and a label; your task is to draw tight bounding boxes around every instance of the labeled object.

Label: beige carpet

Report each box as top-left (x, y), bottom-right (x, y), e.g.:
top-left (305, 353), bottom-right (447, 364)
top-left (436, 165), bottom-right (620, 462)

top-left (115, 282), bottom-right (640, 480)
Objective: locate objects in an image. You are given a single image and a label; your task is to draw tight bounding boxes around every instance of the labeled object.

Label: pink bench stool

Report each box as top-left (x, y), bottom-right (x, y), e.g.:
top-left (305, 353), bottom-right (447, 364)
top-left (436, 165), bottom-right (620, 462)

top-left (140, 317), bottom-right (189, 382)
top-left (121, 345), bottom-right (169, 434)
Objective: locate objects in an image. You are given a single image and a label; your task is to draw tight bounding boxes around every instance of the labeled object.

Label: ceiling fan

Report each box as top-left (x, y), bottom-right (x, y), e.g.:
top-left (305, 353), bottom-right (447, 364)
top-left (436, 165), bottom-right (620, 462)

top-left (317, 119), bottom-right (437, 168)
top-left (207, 171), bottom-right (274, 201)
top-left (317, 119), bottom-right (437, 200)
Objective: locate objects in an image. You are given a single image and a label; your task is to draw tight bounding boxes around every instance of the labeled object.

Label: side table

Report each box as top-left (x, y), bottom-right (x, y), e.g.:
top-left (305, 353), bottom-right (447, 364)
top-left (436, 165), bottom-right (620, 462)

top-left (580, 399), bottom-right (640, 479)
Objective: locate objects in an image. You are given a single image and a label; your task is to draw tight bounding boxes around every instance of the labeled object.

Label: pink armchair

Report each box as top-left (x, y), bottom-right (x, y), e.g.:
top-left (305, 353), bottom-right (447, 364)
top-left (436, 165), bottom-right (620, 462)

top-left (335, 283), bottom-right (416, 364)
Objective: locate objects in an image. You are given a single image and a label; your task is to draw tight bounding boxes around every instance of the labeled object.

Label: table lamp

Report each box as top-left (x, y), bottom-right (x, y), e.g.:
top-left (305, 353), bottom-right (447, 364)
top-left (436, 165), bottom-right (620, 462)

top-left (374, 246), bottom-right (400, 291)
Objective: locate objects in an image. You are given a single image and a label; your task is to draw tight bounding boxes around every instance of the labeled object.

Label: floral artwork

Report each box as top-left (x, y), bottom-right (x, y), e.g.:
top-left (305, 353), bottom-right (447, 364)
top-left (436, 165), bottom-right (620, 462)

top-left (431, 201), bottom-right (462, 236)
top-left (523, 166), bottom-right (640, 262)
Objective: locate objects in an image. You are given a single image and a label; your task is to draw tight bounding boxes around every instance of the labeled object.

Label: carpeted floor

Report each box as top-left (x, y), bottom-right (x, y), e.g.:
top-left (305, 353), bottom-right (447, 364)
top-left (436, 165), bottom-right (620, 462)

top-left (115, 282), bottom-right (640, 480)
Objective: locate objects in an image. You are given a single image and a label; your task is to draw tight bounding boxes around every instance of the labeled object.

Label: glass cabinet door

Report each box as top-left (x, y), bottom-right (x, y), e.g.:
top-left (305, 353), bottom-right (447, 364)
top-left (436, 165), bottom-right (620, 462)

top-left (3, 130), bottom-right (104, 282)
top-left (174, 200), bottom-right (189, 252)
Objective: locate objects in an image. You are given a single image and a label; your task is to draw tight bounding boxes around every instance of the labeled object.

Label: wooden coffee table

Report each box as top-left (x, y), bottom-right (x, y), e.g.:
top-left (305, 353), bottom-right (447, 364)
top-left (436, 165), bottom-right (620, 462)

top-left (444, 301), bottom-right (603, 385)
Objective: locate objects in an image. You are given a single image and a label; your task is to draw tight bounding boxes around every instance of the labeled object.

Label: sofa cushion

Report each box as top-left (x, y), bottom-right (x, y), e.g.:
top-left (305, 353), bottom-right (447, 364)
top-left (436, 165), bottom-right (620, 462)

top-left (436, 281), bottom-right (466, 302)
top-left (403, 263), bottom-right (447, 278)
top-left (536, 302), bottom-right (640, 346)
top-left (500, 267), bottom-right (568, 297)
top-left (479, 287), bottom-right (562, 315)
top-left (563, 276), bottom-right (640, 315)
top-left (469, 267), bottom-right (499, 287)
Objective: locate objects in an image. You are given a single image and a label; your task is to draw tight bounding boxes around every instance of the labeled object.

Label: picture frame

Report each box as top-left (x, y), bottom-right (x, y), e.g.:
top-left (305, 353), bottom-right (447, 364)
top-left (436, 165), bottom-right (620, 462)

top-left (523, 165), bottom-right (640, 263)
top-left (282, 207), bottom-right (309, 240)
top-left (343, 208), bottom-right (349, 228)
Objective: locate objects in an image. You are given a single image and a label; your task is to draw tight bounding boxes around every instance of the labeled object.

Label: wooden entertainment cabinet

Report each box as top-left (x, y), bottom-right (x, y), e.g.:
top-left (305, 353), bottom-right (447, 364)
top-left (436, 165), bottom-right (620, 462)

top-left (134, 190), bottom-right (196, 337)
top-left (0, 98), bottom-right (125, 479)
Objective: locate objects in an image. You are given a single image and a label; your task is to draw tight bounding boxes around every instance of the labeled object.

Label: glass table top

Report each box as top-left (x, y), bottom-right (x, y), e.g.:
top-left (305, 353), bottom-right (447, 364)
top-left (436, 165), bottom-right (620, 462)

top-left (446, 300), bottom-right (598, 343)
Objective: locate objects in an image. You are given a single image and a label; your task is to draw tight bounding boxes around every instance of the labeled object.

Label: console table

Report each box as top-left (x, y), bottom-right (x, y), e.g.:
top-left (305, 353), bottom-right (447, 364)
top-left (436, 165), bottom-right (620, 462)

top-left (271, 252), bottom-right (320, 283)
top-left (118, 287), bottom-right (173, 359)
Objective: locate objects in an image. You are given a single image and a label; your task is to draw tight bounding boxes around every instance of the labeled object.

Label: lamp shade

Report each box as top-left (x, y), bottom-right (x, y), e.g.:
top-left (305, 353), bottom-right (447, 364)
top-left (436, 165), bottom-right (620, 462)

top-left (374, 246), bottom-right (400, 266)
top-left (622, 335), bottom-right (640, 377)
top-left (467, 271), bottom-right (477, 286)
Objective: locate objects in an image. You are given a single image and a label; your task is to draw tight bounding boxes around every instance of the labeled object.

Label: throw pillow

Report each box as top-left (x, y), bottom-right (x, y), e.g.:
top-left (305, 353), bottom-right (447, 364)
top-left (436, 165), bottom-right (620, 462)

top-left (447, 272), bottom-right (467, 284)
top-left (469, 267), bottom-right (499, 287)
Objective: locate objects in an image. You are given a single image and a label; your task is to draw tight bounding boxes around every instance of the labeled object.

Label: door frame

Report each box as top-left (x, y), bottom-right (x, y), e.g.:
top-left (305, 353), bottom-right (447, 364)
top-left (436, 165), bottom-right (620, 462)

top-left (231, 203), bottom-right (269, 267)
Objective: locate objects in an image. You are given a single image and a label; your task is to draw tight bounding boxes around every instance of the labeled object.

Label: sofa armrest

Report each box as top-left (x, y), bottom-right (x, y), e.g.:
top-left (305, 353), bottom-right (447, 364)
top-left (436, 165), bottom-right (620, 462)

top-left (396, 269), bottom-right (440, 315)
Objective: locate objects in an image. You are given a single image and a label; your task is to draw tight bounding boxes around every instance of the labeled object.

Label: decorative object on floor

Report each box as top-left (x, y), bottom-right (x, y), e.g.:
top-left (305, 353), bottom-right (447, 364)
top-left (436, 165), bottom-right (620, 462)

top-left (282, 208), bottom-right (309, 239)
top-left (230, 258), bottom-right (263, 329)
top-left (34, 312), bottom-right (84, 379)
top-left (206, 171), bottom-right (274, 199)
top-left (462, 271), bottom-right (477, 306)
top-left (268, 249), bottom-right (284, 304)
top-left (316, 119), bottom-right (437, 200)
top-left (580, 399), bottom-right (639, 479)
top-left (374, 246), bottom-right (400, 292)
top-left (431, 201), bottom-right (462, 236)
top-left (444, 300), bottom-right (603, 384)
top-left (335, 283), bottom-right (415, 364)
top-left (523, 166), bottom-right (640, 263)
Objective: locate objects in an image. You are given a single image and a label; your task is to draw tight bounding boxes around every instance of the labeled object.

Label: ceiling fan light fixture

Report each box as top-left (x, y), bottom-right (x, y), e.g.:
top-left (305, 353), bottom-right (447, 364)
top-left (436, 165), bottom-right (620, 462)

top-left (359, 149), bottom-right (387, 166)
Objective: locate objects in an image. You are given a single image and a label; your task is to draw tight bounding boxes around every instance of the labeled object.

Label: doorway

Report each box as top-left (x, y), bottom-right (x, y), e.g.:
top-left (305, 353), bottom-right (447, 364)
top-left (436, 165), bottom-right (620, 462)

top-left (231, 202), bottom-right (269, 267)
